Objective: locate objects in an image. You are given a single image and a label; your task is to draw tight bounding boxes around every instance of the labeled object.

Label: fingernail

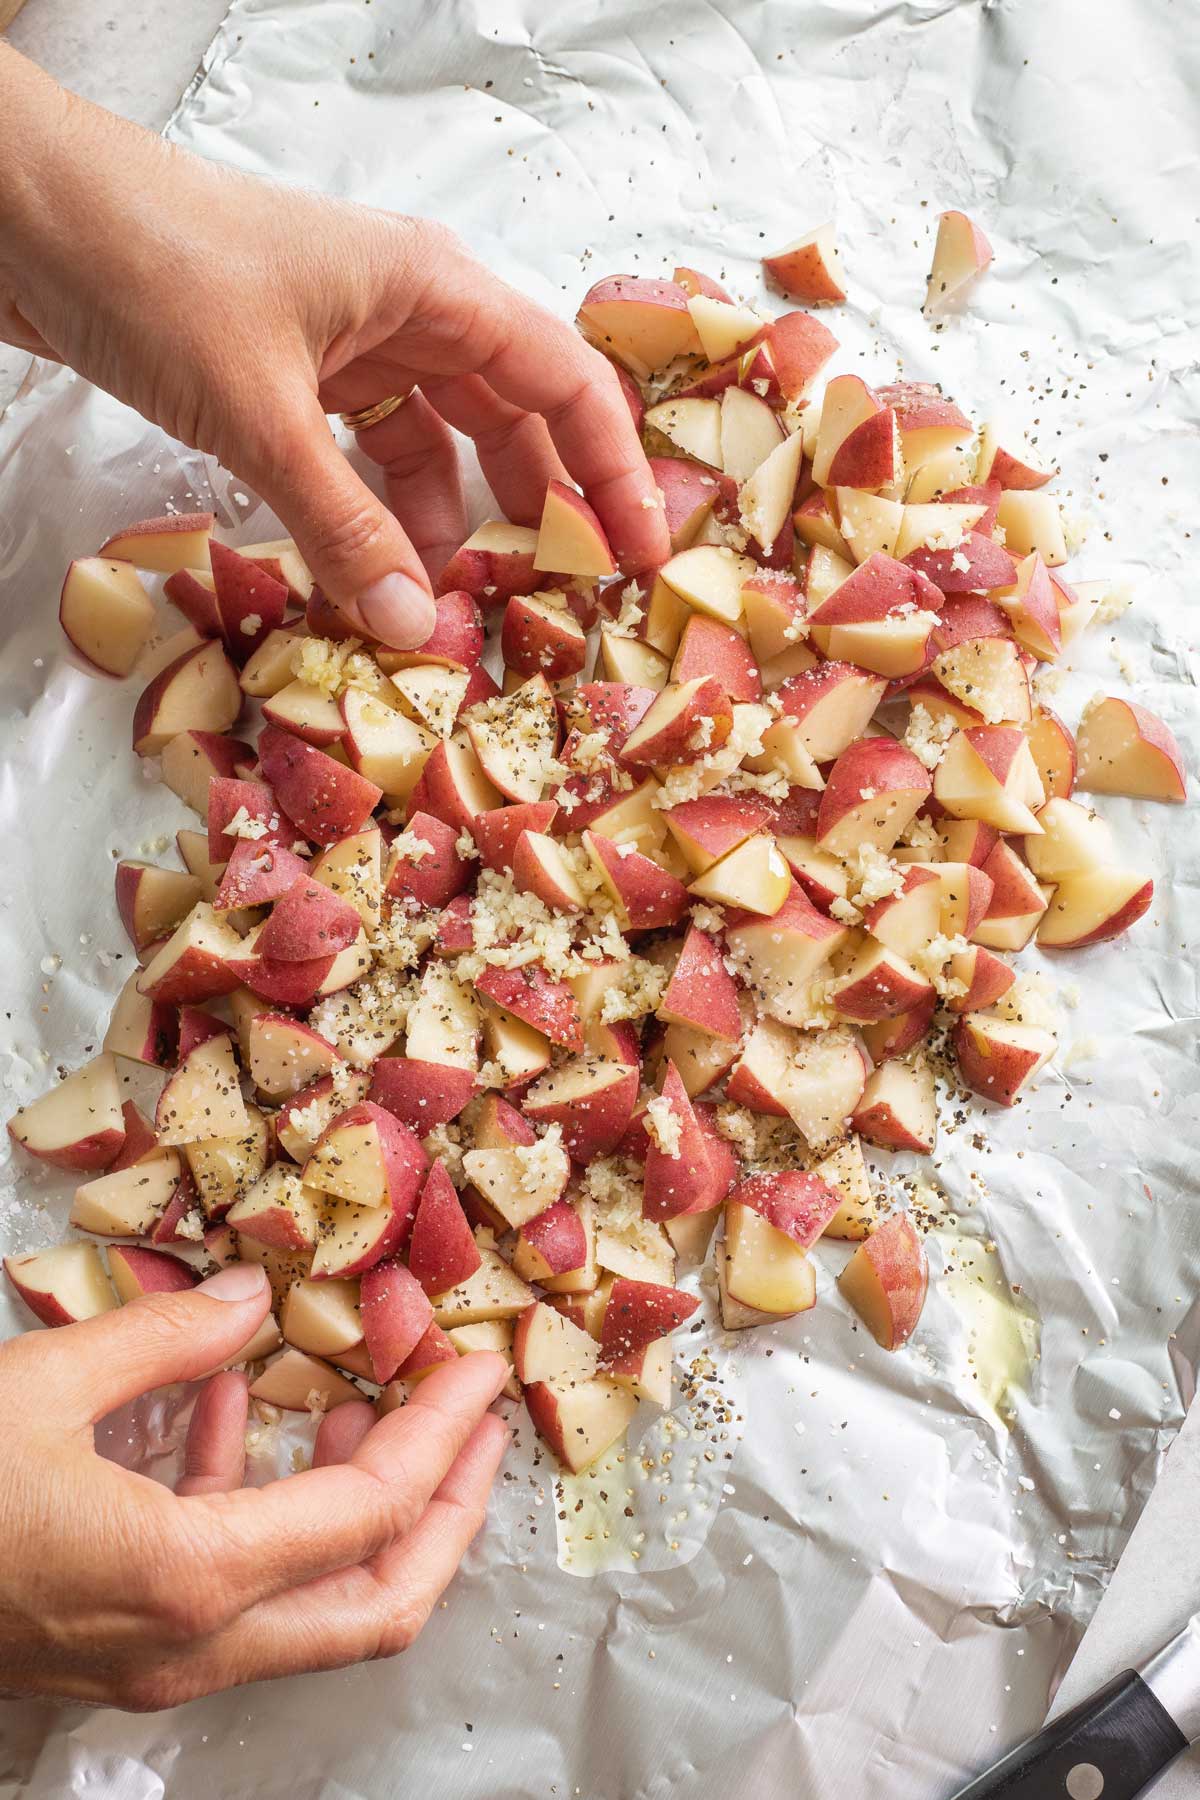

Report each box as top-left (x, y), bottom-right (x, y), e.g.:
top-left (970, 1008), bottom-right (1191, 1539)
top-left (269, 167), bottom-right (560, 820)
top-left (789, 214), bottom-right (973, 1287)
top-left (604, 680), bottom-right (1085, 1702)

top-left (196, 1263), bottom-right (268, 1303)
top-left (358, 573), bottom-right (437, 648)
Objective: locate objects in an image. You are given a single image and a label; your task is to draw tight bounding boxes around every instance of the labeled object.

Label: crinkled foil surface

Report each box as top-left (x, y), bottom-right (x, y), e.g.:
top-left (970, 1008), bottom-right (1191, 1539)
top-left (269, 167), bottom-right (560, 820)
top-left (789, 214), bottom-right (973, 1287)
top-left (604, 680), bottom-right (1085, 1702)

top-left (2, 2), bottom-right (1199, 1795)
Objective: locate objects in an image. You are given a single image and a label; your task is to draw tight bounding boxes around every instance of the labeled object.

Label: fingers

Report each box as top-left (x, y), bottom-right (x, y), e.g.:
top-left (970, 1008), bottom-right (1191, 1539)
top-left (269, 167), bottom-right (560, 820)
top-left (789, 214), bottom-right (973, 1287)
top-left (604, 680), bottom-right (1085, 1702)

top-left (238, 382), bottom-right (438, 647)
top-left (470, 297), bottom-right (670, 573)
top-left (142, 1412), bottom-right (509, 1703)
top-left (354, 1409), bottom-right (510, 1637)
top-left (25, 1262), bottom-right (271, 1427)
top-left (419, 373), bottom-right (567, 528)
top-left (177, 1372), bottom-right (249, 1497)
top-left (184, 1353), bottom-right (509, 1614)
top-left (351, 390), bottom-right (468, 583)
top-left (312, 1399), bottom-right (376, 1469)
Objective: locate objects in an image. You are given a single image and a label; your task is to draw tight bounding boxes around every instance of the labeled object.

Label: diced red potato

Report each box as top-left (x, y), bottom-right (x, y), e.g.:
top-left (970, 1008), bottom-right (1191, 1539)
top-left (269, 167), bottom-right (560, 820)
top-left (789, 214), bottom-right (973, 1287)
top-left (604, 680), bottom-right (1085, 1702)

top-left (1075, 696), bottom-right (1187, 803)
top-left (132, 639), bottom-right (241, 756)
top-left (60, 558), bottom-right (156, 677)
top-left (839, 1215), bottom-right (928, 1348)
top-left (31, 248), bottom-right (1178, 1476)
top-left (8, 1054), bottom-right (126, 1171)
top-left (4, 1242), bottom-right (119, 1327)
top-left (209, 541), bottom-right (288, 661)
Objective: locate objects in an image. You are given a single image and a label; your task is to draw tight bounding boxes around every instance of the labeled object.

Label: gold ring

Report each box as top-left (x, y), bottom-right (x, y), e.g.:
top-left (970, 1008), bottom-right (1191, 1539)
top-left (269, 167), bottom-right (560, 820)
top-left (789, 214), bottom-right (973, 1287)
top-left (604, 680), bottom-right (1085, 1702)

top-left (338, 389), bottom-right (415, 432)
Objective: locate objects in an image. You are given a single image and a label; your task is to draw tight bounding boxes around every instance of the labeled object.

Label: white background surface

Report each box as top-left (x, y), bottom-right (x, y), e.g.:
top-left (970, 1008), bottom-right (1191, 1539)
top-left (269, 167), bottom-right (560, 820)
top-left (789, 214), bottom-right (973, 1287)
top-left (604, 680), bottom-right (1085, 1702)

top-left (2, 2), bottom-right (1199, 1794)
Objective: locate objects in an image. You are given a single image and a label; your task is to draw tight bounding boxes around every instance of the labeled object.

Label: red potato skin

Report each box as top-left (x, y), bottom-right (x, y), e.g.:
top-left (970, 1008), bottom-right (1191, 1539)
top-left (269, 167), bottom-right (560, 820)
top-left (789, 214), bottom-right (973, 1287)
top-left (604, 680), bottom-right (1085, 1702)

top-left (648, 456), bottom-right (723, 549)
top-left (325, 1101), bottom-right (429, 1229)
top-left (843, 1215), bottom-right (928, 1349)
top-left (164, 568), bottom-right (220, 636)
top-left (100, 510), bottom-right (214, 561)
top-left (473, 801), bottom-right (558, 872)
top-left (523, 1062), bottom-right (640, 1163)
top-left (360, 1257), bottom-right (435, 1383)
top-left (660, 926), bottom-right (742, 1041)
top-left (851, 1097), bottom-right (933, 1155)
top-left (861, 996), bottom-right (937, 1063)
top-left (110, 1102), bottom-right (160, 1171)
top-left (368, 1058), bottom-right (477, 1133)
top-left (1038, 877), bottom-right (1154, 949)
top-left (599, 1277), bottom-right (698, 1369)
top-left (385, 811), bottom-right (472, 909)
top-left (674, 265), bottom-right (733, 302)
top-left (516, 1200), bottom-right (588, 1279)
top-left (214, 838), bottom-right (310, 910)
top-left (256, 877), bottom-right (361, 962)
top-left (672, 617), bottom-right (762, 702)
top-left (7, 1116), bottom-right (126, 1173)
top-left (475, 964), bottom-right (584, 1053)
top-left (1091, 699), bottom-right (1187, 803)
top-left (207, 775), bottom-right (301, 862)
top-left (766, 311), bottom-right (839, 401)
top-left (471, 1092), bottom-right (538, 1150)
top-left (431, 894), bottom-right (475, 955)
top-left (725, 1172), bottom-right (843, 1250)
top-left (808, 553), bottom-right (945, 628)
top-left (231, 945), bottom-right (335, 1008)
top-left (642, 1061), bottom-right (729, 1222)
top-left (952, 1021), bottom-right (1037, 1107)
top-left (571, 682), bottom-right (659, 750)
top-left (904, 534), bottom-right (1016, 594)
top-left (620, 676), bottom-right (733, 769)
top-left (148, 1176), bottom-right (201, 1245)
top-left (945, 948), bottom-right (1014, 1014)
top-left (258, 725), bottom-right (382, 847)
top-left (305, 586), bottom-right (360, 641)
top-left (131, 641), bottom-right (241, 756)
top-left (436, 544), bottom-right (540, 608)
top-left (386, 590), bottom-right (484, 672)
top-left (405, 740), bottom-right (496, 837)
top-left (827, 408), bottom-right (899, 488)
top-left (875, 382), bottom-right (971, 437)
top-left (665, 794), bottom-right (772, 868)
top-left (459, 662), bottom-right (501, 715)
top-left (209, 541), bottom-right (288, 662)
top-left (586, 832), bottom-right (691, 931)
top-left (175, 1006), bottom-right (229, 1061)
top-left (172, 728), bottom-right (257, 784)
top-left (692, 1104), bottom-right (738, 1209)
top-left (406, 1164), bottom-right (482, 1297)
top-left (114, 864), bottom-right (196, 952)
top-left (500, 596), bottom-right (588, 681)
top-left (551, 754), bottom-right (630, 833)
top-left (395, 1321), bottom-right (459, 1379)
top-left (941, 480), bottom-right (1003, 532)
top-left (816, 738), bottom-right (932, 840)
top-left (305, 1216), bottom-right (408, 1288)
top-left (929, 596), bottom-right (1011, 655)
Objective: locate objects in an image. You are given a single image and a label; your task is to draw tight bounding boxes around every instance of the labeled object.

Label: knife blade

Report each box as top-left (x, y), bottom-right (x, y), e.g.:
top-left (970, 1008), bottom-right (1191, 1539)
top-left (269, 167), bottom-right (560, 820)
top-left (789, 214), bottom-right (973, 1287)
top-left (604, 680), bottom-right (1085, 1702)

top-left (950, 1616), bottom-right (1200, 1798)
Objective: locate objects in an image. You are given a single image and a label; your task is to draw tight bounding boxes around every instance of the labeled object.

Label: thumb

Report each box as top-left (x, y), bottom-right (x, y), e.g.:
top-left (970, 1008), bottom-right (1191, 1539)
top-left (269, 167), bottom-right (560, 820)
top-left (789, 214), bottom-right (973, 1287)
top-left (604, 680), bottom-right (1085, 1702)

top-left (243, 387), bottom-right (438, 648)
top-left (33, 1262), bottom-right (273, 1427)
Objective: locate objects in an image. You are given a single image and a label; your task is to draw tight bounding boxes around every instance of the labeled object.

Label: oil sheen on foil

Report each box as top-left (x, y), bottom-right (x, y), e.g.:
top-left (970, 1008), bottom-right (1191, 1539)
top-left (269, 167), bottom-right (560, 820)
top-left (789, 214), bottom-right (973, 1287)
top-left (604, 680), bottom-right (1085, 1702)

top-left (0, 2), bottom-right (1198, 1795)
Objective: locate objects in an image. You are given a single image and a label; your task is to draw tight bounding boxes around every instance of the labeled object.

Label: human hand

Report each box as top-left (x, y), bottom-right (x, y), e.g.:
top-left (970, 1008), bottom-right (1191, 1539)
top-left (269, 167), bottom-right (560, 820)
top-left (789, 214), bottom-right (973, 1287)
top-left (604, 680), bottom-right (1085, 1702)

top-left (0, 1261), bottom-right (510, 1710)
top-left (0, 46), bottom-right (669, 647)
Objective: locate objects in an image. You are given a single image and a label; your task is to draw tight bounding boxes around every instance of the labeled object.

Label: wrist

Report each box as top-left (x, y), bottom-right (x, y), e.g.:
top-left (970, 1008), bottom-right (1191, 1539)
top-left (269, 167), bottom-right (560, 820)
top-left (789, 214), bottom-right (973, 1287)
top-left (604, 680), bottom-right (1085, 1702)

top-left (0, 48), bottom-right (77, 257)
top-left (0, 47), bottom-right (164, 305)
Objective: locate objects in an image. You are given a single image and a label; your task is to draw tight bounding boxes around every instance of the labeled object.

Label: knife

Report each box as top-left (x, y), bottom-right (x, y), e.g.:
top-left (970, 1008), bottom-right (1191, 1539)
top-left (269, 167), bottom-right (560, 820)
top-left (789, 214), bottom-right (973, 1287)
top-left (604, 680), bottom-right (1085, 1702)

top-left (951, 1615), bottom-right (1200, 1798)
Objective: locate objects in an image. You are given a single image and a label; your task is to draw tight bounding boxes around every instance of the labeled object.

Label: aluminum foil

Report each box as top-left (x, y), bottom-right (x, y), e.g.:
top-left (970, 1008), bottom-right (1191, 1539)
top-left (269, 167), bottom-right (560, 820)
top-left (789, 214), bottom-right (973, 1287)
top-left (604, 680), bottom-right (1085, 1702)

top-left (2, 1), bottom-right (1199, 1794)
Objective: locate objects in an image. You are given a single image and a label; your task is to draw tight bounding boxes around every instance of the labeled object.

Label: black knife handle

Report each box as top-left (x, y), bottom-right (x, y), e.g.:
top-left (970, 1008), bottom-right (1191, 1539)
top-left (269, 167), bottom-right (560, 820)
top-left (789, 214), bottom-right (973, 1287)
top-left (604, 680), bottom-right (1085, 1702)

top-left (951, 1669), bottom-right (1187, 1799)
